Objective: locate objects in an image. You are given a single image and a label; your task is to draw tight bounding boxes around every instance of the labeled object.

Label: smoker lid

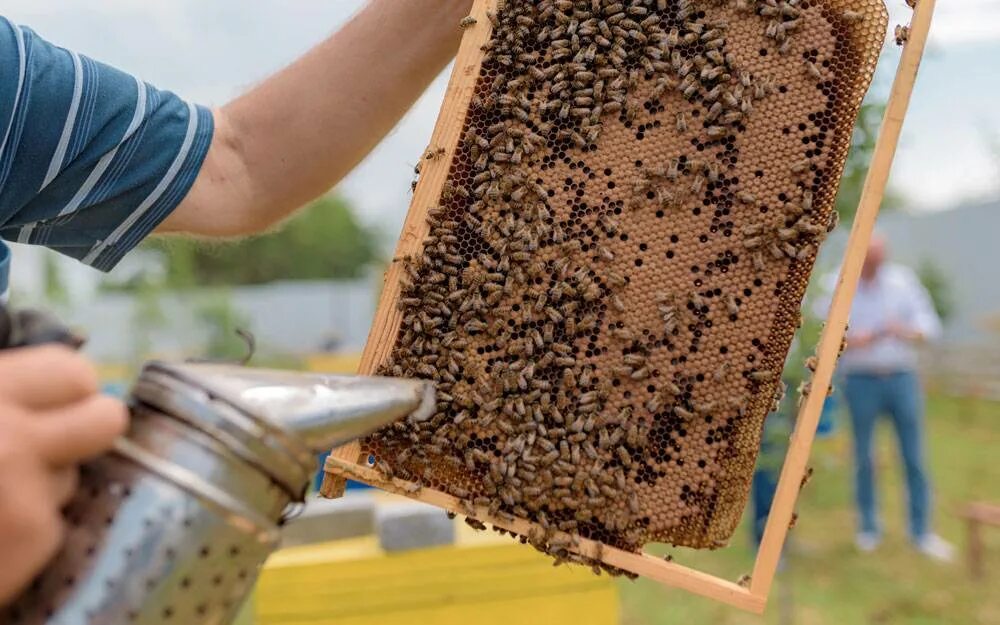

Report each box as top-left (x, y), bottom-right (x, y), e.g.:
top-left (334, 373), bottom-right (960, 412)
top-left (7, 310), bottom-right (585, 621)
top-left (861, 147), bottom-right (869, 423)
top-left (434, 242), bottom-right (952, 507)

top-left (130, 361), bottom-right (434, 499)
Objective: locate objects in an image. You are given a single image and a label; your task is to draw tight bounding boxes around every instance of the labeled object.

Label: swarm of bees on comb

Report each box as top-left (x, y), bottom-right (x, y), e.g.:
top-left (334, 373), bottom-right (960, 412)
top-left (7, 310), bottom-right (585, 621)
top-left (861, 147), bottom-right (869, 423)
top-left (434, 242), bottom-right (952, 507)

top-left (357, 0), bottom-right (887, 573)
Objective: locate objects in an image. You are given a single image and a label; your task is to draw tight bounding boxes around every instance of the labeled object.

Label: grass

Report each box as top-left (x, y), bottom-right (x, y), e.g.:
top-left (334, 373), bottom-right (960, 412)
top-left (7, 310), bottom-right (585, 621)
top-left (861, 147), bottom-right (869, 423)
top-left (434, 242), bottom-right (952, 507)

top-left (619, 394), bottom-right (1000, 625)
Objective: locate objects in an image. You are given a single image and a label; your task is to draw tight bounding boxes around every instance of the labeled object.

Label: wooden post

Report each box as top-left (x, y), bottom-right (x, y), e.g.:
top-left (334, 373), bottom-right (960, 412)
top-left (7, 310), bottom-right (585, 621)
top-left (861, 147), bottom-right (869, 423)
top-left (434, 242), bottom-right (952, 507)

top-left (750, 0), bottom-right (938, 601)
top-left (963, 502), bottom-right (1000, 579)
top-left (968, 515), bottom-right (984, 580)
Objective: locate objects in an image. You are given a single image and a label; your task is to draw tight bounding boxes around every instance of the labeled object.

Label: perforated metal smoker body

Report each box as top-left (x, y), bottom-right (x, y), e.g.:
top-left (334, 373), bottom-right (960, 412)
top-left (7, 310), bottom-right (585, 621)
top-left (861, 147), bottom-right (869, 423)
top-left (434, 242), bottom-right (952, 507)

top-left (358, 0), bottom-right (887, 556)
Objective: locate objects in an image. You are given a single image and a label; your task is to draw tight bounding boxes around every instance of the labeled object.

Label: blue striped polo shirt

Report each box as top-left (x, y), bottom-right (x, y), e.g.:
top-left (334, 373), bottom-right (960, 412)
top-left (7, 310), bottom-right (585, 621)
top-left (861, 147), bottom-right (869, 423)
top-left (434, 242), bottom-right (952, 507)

top-left (0, 16), bottom-right (213, 292)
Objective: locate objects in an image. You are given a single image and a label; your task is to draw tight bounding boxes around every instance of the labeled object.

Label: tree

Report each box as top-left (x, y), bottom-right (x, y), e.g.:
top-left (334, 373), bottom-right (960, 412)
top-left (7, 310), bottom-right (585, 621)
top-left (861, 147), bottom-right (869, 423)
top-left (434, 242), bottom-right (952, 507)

top-left (833, 101), bottom-right (902, 222)
top-left (42, 252), bottom-right (69, 306)
top-left (149, 195), bottom-right (381, 287)
top-left (916, 259), bottom-right (954, 322)
top-left (196, 293), bottom-right (252, 361)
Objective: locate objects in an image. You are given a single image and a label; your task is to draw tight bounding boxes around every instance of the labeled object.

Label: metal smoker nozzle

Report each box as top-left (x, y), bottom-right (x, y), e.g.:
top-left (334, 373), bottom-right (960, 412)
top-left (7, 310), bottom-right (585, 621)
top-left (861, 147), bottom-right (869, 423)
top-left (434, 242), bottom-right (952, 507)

top-left (140, 361), bottom-right (435, 453)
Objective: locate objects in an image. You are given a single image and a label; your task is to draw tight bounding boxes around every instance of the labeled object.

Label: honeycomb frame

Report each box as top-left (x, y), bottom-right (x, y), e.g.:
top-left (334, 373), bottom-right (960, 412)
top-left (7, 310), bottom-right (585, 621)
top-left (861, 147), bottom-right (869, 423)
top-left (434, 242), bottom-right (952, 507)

top-left (324, 0), bottom-right (935, 611)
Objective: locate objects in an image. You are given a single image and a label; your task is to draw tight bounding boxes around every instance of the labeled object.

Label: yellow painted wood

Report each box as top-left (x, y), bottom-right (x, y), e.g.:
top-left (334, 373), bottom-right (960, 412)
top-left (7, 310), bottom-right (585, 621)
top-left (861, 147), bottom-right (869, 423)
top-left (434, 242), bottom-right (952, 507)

top-left (325, 456), bottom-right (762, 612)
top-left (257, 588), bottom-right (616, 625)
top-left (255, 539), bottom-right (618, 625)
top-left (303, 353), bottom-right (362, 374)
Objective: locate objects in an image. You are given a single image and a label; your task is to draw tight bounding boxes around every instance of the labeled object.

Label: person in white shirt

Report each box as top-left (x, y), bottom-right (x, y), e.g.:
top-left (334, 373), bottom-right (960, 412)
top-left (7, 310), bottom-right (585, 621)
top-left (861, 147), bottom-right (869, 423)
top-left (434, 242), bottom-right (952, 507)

top-left (832, 233), bottom-right (954, 561)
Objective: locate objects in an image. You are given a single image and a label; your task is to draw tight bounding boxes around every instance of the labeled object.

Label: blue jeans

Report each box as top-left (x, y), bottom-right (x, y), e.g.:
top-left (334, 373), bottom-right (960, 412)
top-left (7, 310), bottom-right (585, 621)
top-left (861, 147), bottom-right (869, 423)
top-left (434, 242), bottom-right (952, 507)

top-left (842, 371), bottom-right (931, 541)
top-left (751, 459), bottom-right (779, 546)
top-left (751, 410), bottom-right (791, 547)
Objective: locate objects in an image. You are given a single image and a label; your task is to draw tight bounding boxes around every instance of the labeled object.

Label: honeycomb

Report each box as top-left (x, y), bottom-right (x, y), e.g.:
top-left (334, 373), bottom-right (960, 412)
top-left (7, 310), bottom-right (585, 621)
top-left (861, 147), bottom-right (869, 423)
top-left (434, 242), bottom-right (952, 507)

top-left (358, 0), bottom-right (886, 566)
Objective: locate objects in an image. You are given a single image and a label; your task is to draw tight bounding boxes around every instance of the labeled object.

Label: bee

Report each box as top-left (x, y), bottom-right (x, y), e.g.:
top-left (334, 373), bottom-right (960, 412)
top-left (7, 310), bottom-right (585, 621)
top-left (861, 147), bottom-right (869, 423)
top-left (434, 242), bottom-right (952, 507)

top-left (778, 227), bottom-right (799, 242)
top-left (796, 244), bottom-right (816, 261)
top-left (749, 370), bottom-right (775, 383)
top-left (599, 214), bottom-right (619, 234)
top-left (646, 394), bottom-right (664, 413)
top-left (665, 159), bottom-right (681, 181)
top-left (826, 211), bottom-right (841, 233)
top-left (842, 10), bottom-right (864, 22)
top-left (623, 354), bottom-right (646, 367)
top-left (713, 362), bottom-right (730, 383)
top-left (663, 380), bottom-right (683, 396)
top-left (705, 101), bottom-right (724, 123)
top-left (691, 174), bottom-right (706, 195)
top-left (720, 110), bottom-right (743, 125)
top-left (674, 405), bottom-right (695, 419)
top-left (737, 574), bottom-right (751, 588)
top-left (800, 467), bottom-right (814, 490)
top-left (791, 160), bottom-right (810, 176)
top-left (705, 125), bottom-right (726, 140)
top-left (611, 327), bottom-right (635, 341)
top-left (726, 295), bottom-right (740, 316)
top-left (616, 446), bottom-right (632, 466)
top-left (801, 190), bottom-right (815, 212)
top-left (804, 61), bottom-right (822, 80)
top-left (690, 292), bottom-right (706, 310)
top-left (895, 24), bottom-right (910, 46)
top-left (695, 400), bottom-right (717, 414)
top-left (630, 367), bottom-right (650, 380)
top-left (676, 111), bottom-right (688, 132)
top-left (611, 364), bottom-right (633, 378)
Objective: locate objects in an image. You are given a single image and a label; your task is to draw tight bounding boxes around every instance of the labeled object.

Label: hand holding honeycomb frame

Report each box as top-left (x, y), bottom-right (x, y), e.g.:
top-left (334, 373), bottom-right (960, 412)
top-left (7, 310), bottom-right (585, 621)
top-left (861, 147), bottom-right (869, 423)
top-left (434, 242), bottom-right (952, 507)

top-left (325, 0), bottom-right (934, 611)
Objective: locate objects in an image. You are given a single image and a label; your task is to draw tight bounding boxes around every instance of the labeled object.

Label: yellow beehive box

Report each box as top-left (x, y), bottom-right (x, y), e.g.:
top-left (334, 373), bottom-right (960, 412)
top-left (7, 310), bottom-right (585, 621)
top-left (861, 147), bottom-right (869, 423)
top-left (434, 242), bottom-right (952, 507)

top-left (254, 530), bottom-right (618, 625)
top-left (303, 353), bottom-right (363, 374)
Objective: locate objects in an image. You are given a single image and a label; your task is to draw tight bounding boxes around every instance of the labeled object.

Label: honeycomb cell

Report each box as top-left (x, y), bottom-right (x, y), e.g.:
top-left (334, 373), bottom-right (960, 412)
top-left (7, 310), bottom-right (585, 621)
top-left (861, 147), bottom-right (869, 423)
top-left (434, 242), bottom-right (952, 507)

top-left (362, 0), bottom-right (887, 575)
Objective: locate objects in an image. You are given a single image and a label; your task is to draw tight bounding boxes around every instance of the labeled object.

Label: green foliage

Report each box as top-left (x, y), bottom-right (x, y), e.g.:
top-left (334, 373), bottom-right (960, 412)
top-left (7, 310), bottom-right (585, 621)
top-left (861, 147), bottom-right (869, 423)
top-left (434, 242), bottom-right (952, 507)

top-left (196, 293), bottom-right (252, 361)
top-left (149, 195), bottom-right (380, 287)
top-left (42, 253), bottom-right (69, 305)
top-left (833, 101), bottom-right (902, 222)
top-left (129, 273), bottom-right (168, 366)
top-left (916, 258), bottom-right (955, 322)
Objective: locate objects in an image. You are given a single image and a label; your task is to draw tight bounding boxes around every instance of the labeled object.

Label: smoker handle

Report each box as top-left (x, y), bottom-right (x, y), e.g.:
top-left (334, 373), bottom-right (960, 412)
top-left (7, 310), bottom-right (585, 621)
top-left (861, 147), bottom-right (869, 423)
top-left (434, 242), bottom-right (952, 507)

top-left (0, 304), bottom-right (86, 350)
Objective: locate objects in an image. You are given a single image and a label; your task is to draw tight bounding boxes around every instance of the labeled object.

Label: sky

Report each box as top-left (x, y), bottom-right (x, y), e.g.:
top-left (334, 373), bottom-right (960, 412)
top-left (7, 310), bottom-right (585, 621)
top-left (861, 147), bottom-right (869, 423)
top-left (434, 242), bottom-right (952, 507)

top-left (4, 0), bottom-right (998, 242)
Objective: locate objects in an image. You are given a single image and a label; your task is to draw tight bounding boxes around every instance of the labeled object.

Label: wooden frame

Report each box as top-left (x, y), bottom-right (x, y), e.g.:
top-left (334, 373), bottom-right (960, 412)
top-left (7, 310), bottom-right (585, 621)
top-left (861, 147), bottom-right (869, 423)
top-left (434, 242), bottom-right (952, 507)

top-left (322, 0), bottom-right (937, 613)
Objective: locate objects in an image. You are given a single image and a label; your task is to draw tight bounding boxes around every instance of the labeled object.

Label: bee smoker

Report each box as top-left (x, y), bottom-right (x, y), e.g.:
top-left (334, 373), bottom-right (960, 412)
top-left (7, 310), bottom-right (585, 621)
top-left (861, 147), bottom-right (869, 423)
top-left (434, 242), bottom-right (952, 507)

top-left (0, 355), bottom-right (434, 625)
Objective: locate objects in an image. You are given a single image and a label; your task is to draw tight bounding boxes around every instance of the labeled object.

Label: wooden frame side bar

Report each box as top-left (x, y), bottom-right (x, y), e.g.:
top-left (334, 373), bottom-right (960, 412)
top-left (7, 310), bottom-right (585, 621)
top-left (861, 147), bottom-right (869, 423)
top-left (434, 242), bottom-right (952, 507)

top-left (750, 0), bottom-right (937, 600)
top-left (320, 0), bottom-right (500, 498)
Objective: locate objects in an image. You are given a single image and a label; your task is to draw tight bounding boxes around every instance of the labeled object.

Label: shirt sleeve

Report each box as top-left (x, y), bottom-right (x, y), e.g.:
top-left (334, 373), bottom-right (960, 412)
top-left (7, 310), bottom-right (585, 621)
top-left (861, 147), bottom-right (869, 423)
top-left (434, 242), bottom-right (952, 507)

top-left (0, 16), bottom-right (213, 272)
top-left (901, 268), bottom-right (942, 341)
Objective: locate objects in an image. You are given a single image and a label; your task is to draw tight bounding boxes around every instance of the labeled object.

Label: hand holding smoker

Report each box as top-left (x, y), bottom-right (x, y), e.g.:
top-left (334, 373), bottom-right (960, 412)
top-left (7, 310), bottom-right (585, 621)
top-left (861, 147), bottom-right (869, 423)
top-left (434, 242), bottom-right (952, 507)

top-left (0, 306), bottom-right (434, 625)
